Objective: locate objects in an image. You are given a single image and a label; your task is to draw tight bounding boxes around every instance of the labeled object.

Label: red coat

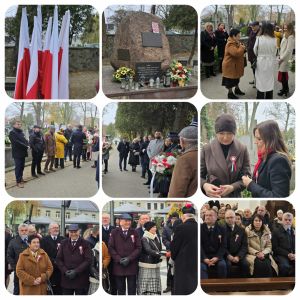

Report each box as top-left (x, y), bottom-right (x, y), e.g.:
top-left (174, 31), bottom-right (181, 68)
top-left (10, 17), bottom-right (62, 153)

top-left (108, 227), bottom-right (141, 276)
top-left (56, 237), bottom-right (92, 289)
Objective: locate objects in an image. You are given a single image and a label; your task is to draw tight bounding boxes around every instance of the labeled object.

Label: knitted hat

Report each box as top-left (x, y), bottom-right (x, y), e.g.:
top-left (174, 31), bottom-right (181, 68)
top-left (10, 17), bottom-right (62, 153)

top-left (215, 114), bottom-right (236, 134)
top-left (144, 221), bottom-right (156, 231)
top-left (179, 126), bottom-right (198, 140)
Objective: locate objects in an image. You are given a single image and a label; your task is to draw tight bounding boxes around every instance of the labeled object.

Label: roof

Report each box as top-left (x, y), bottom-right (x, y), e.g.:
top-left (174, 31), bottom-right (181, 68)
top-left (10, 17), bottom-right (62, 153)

top-left (39, 201), bottom-right (99, 212)
top-left (31, 216), bottom-right (56, 224)
top-left (114, 203), bottom-right (150, 214)
top-left (66, 214), bottom-right (99, 224)
top-left (152, 206), bottom-right (173, 214)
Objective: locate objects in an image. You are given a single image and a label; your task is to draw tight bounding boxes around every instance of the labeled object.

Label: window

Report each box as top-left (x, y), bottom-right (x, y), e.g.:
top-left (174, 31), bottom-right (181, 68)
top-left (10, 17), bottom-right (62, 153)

top-left (37, 209), bottom-right (41, 217)
top-left (154, 203), bottom-right (158, 210)
top-left (56, 211), bottom-right (60, 219)
top-left (147, 203), bottom-right (151, 210)
top-left (46, 210), bottom-right (50, 217)
top-left (137, 203), bottom-right (141, 207)
top-left (92, 214), bottom-right (96, 219)
top-left (160, 203), bottom-right (164, 209)
top-left (66, 212), bottom-right (70, 219)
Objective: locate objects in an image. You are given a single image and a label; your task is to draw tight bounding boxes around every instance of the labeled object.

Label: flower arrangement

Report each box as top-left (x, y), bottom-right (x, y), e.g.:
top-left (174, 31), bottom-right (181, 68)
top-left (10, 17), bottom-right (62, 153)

top-left (150, 152), bottom-right (178, 177)
top-left (113, 66), bottom-right (135, 82)
top-left (170, 60), bottom-right (192, 86)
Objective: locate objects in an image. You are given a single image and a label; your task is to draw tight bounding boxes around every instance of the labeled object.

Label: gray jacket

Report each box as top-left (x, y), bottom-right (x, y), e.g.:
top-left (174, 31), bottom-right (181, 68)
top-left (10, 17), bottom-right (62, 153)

top-left (147, 139), bottom-right (164, 159)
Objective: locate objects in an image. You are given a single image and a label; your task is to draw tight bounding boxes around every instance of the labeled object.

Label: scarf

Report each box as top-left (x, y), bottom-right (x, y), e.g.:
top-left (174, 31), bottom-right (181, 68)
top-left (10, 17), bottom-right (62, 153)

top-left (253, 150), bottom-right (264, 180)
top-left (143, 230), bottom-right (157, 240)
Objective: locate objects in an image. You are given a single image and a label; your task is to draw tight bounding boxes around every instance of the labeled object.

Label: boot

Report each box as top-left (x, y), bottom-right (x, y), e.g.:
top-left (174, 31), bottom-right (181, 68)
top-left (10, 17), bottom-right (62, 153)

top-left (228, 92), bottom-right (239, 99)
top-left (234, 87), bottom-right (245, 95)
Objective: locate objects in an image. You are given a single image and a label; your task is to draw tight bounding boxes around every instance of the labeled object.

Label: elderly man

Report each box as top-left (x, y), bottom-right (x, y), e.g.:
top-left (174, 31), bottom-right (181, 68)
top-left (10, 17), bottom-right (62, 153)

top-left (272, 212), bottom-right (295, 276)
top-left (168, 124), bottom-right (198, 197)
top-left (145, 131), bottom-right (164, 185)
top-left (9, 119), bottom-right (29, 188)
top-left (135, 214), bottom-right (150, 238)
top-left (256, 205), bottom-right (271, 227)
top-left (7, 224), bottom-right (29, 295)
top-left (108, 213), bottom-right (141, 295)
top-left (56, 224), bottom-right (92, 295)
top-left (44, 125), bottom-right (56, 173)
top-left (41, 223), bottom-right (65, 295)
top-left (224, 210), bottom-right (249, 277)
top-left (170, 204), bottom-right (198, 295)
top-left (201, 209), bottom-right (227, 279)
top-left (64, 124), bottom-right (73, 162)
top-left (242, 208), bottom-right (252, 227)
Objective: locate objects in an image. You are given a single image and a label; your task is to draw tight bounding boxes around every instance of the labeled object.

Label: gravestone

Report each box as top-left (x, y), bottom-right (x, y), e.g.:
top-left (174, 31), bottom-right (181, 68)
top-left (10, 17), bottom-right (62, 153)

top-left (110, 12), bottom-right (171, 73)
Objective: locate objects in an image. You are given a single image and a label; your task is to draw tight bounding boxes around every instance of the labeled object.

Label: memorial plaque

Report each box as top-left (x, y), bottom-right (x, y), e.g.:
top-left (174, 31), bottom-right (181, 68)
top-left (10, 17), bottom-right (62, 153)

top-left (135, 62), bottom-right (162, 82)
top-left (178, 60), bottom-right (188, 66)
top-left (142, 32), bottom-right (162, 48)
top-left (117, 49), bottom-right (130, 61)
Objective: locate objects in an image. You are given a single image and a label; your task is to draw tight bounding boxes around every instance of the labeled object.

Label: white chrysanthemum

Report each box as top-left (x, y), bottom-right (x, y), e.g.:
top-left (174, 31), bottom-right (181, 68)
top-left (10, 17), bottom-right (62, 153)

top-left (167, 156), bottom-right (177, 165)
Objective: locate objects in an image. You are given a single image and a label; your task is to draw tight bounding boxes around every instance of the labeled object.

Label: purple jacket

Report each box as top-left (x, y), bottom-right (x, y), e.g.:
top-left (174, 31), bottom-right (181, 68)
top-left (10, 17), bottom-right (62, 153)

top-left (108, 227), bottom-right (141, 276)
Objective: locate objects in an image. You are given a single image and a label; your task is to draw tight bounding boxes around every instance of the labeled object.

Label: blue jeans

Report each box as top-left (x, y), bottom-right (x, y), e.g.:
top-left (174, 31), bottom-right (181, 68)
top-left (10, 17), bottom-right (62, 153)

top-left (201, 259), bottom-right (227, 279)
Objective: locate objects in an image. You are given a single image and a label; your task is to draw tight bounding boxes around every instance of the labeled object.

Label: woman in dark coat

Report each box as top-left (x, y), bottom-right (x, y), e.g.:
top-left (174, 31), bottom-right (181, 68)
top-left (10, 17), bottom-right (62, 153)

top-left (201, 22), bottom-right (216, 78)
top-left (215, 23), bottom-right (229, 72)
top-left (137, 222), bottom-right (162, 295)
top-left (242, 120), bottom-right (292, 198)
top-left (201, 114), bottom-right (251, 198)
top-left (128, 138), bottom-right (140, 172)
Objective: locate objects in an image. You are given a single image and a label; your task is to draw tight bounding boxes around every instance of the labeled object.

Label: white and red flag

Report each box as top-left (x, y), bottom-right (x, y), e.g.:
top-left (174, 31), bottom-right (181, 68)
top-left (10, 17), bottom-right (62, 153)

top-left (14, 7), bottom-right (30, 99)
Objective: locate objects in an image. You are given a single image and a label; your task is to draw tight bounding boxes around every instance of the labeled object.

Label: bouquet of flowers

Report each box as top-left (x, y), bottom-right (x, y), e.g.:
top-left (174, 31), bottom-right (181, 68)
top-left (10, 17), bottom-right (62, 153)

top-left (113, 66), bottom-right (135, 82)
top-left (151, 152), bottom-right (178, 177)
top-left (170, 60), bottom-right (192, 86)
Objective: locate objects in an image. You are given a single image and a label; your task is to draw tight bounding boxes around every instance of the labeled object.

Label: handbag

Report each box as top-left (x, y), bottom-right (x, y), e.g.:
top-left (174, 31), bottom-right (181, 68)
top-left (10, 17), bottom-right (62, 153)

top-left (251, 37), bottom-right (259, 70)
top-left (46, 278), bottom-right (54, 295)
top-left (102, 267), bottom-right (110, 293)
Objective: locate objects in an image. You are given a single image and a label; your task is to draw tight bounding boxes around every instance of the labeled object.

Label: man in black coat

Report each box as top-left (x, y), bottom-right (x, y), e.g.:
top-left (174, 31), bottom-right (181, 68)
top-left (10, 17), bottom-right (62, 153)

top-left (139, 136), bottom-right (150, 179)
top-left (201, 209), bottom-right (227, 279)
top-left (224, 210), bottom-right (249, 277)
top-left (56, 224), bottom-right (93, 295)
top-left (41, 222), bottom-right (65, 295)
top-left (117, 138), bottom-right (130, 171)
top-left (29, 125), bottom-right (45, 178)
top-left (9, 119), bottom-right (29, 188)
top-left (272, 212), bottom-right (295, 276)
top-left (102, 213), bottom-right (117, 295)
top-left (242, 208), bottom-right (252, 227)
top-left (70, 125), bottom-right (86, 169)
top-left (170, 205), bottom-right (198, 295)
top-left (6, 223), bottom-right (29, 295)
top-left (64, 124), bottom-right (73, 161)
top-left (86, 225), bottom-right (99, 248)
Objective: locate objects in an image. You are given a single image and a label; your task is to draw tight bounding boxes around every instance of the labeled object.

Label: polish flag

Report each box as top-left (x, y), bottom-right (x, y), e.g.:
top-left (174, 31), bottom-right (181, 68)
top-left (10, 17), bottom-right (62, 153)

top-left (26, 16), bottom-right (39, 99)
top-left (43, 6), bottom-right (59, 99)
top-left (58, 10), bottom-right (70, 99)
top-left (41, 16), bottom-right (52, 98)
top-left (14, 7), bottom-right (30, 99)
top-left (37, 5), bottom-right (43, 92)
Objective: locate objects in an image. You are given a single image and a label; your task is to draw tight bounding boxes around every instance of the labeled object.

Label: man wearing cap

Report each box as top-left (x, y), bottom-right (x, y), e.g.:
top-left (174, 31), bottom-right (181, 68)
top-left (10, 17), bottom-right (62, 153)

top-left (168, 125), bottom-right (198, 197)
top-left (108, 213), bottom-right (142, 295)
top-left (9, 119), bottom-right (29, 188)
top-left (248, 21), bottom-right (260, 86)
top-left (29, 125), bottom-right (45, 178)
top-left (71, 125), bottom-right (86, 169)
top-left (56, 224), bottom-right (93, 295)
top-left (201, 114), bottom-right (251, 198)
top-left (170, 204), bottom-right (198, 295)
top-left (44, 125), bottom-right (56, 173)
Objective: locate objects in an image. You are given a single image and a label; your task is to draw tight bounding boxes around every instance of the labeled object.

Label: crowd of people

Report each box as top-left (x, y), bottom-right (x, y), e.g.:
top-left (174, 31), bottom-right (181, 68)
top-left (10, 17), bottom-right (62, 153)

top-left (201, 21), bottom-right (295, 99)
top-left (8, 119), bottom-right (100, 188)
top-left (5, 223), bottom-right (100, 295)
top-left (101, 204), bottom-right (198, 295)
top-left (201, 113), bottom-right (292, 198)
top-left (201, 201), bottom-right (295, 279)
top-left (103, 120), bottom-right (198, 198)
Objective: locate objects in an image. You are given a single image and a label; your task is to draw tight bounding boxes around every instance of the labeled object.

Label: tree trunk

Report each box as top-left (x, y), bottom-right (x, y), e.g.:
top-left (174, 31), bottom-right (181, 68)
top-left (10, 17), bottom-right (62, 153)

top-left (284, 103), bottom-right (290, 133)
top-left (214, 5), bottom-right (218, 30)
top-left (172, 103), bottom-right (183, 132)
top-left (188, 22), bottom-right (198, 65)
top-left (102, 12), bottom-right (107, 58)
top-left (245, 103), bottom-right (249, 134)
top-left (19, 102), bottom-right (25, 121)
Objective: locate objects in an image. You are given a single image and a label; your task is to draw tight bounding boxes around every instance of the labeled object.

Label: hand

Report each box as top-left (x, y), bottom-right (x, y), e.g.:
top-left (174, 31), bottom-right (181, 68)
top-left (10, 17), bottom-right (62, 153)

top-left (65, 270), bottom-right (77, 280)
top-left (210, 47), bottom-right (214, 51)
top-left (203, 258), bottom-right (211, 266)
top-left (227, 255), bottom-right (234, 262)
top-left (242, 175), bottom-right (252, 187)
top-left (210, 257), bottom-right (219, 265)
top-left (220, 185), bottom-right (234, 197)
top-left (203, 183), bottom-right (222, 198)
top-left (166, 251), bottom-right (171, 258)
top-left (119, 257), bottom-right (130, 267)
top-left (256, 252), bottom-right (265, 260)
top-left (33, 277), bottom-right (41, 285)
top-left (232, 256), bottom-right (240, 263)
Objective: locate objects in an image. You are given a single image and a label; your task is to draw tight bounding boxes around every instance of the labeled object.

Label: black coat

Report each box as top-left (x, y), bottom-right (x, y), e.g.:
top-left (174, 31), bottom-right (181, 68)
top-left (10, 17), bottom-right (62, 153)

top-left (29, 131), bottom-right (45, 155)
top-left (7, 235), bottom-right (28, 270)
top-left (128, 142), bottom-right (140, 166)
top-left (135, 227), bottom-right (162, 247)
top-left (201, 30), bottom-right (216, 63)
top-left (201, 223), bottom-right (226, 260)
top-left (70, 129), bottom-right (86, 156)
top-left (86, 235), bottom-right (99, 248)
top-left (56, 237), bottom-right (93, 289)
top-left (139, 235), bottom-right (162, 264)
top-left (247, 30), bottom-right (258, 63)
top-left (140, 141), bottom-right (150, 165)
top-left (171, 218), bottom-right (198, 295)
top-left (64, 129), bottom-right (73, 145)
top-left (162, 222), bottom-right (173, 250)
top-left (40, 235), bottom-right (65, 286)
top-left (272, 225), bottom-right (295, 257)
top-left (225, 224), bottom-right (248, 259)
top-left (248, 152), bottom-right (292, 198)
top-left (9, 128), bottom-right (29, 159)
top-left (215, 29), bottom-right (229, 58)
top-left (117, 141), bottom-right (130, 157)
top-left (102, 225), bottom-right (115, 247)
